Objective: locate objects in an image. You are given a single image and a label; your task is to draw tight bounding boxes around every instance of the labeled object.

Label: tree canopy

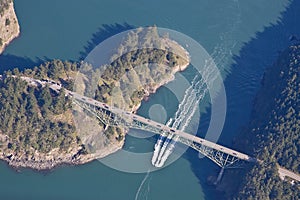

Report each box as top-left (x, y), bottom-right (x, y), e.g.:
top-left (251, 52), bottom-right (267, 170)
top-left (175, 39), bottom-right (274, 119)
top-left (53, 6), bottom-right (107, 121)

top-left (0, 60), bottom-right (78, 154)
top-left (226, 44), bottom-right (300, 199)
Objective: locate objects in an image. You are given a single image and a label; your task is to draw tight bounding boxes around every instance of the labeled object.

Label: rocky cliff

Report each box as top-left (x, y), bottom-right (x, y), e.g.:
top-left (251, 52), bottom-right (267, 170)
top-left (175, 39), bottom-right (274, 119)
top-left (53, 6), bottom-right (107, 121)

top-left (0, 1), bottom-right (20, 54)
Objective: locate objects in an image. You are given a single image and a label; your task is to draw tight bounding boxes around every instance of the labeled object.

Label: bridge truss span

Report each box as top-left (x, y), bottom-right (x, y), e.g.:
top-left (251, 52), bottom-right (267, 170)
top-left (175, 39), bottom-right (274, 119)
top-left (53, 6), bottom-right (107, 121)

top-left (73, 97), bottom-right (257, 169)
top-left (178, 137), bottom-right (245, 168)
top-left (7, 75), bottom-right (295, 184)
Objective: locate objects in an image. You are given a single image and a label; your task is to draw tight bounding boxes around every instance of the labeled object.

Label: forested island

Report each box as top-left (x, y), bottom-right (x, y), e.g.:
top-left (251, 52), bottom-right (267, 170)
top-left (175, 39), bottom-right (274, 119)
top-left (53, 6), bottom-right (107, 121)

top-left (0, 27), bottom-right (190, 170)
top-left (0, 0), bottom-right (20, 54)
top-left (220, 44), bottom-right (300, 199)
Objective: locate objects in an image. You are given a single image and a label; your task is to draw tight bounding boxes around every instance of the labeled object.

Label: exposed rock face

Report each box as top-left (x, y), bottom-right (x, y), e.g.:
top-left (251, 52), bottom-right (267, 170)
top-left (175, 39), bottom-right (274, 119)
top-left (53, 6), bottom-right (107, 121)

top-left (0, 138), bottom-right (122, 170)
top-left (0, 1), bottom-right (20, 54)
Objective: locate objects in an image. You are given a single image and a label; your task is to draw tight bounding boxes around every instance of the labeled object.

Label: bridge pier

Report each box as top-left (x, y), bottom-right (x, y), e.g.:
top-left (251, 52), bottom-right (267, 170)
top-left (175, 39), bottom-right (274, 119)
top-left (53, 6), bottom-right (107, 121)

top-left (214, 167), bottom-right (225, 185)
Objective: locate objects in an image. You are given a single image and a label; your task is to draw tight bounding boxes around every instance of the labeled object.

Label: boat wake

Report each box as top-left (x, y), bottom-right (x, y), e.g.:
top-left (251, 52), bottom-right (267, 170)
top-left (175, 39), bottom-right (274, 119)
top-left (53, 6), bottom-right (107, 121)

top-left (152, 45), bottom-right (228, 167)
top-left (135, 170), bottom-right (152, 200)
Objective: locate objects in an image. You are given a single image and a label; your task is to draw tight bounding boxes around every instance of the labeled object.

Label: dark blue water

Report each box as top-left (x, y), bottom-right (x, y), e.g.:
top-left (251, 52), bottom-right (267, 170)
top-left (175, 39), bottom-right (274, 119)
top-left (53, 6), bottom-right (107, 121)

top-left (1, 0), bottom-right (299, 199)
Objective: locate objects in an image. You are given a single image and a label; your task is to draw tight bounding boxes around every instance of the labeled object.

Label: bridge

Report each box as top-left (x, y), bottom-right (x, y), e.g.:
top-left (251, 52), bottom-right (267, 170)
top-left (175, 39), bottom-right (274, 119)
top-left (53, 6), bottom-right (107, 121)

top-left (8, 75), bottom-right (254, 169)
top-left (4, 75), bottom-right (299, 184)
top-left (278, 166), bottom-right (300, 183)
top-left (72, 92), bottom-right (258, 167)
top-left (9, 76), bottom-right (257, 168)
top-left (53, 82), bottom-right (300, 185)
top-left (45, 80), bottom-right (258, 169)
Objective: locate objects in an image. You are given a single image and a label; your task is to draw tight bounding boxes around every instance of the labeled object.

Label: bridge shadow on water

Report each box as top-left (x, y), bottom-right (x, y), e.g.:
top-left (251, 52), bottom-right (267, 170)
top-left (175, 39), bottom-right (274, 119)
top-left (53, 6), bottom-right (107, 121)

top-left (184, 0), bottom-right (300, 198)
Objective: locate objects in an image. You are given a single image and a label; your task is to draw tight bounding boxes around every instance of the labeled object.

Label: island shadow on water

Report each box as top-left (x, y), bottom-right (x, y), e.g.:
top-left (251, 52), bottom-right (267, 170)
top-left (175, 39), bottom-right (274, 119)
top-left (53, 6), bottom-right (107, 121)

top-left (184, 0), bottom-right (300, 198)
top-left (79, 22), bottom-right (134, 60)
top-left (0, 23), bottom-right (134, 74)
top-left (0, 54), bottom-right (46, 74)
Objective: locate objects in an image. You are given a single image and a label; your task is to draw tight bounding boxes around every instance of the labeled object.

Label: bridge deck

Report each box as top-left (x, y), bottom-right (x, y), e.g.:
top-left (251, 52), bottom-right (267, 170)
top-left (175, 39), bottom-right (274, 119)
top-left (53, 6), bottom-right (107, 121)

top-left (67, 89), bottom-right (256, 163)
top-left (8, 77), bottom-right (256, 163)
top-left (5, 75), bottom-right (295, 181)
top-left (278, 166), bottom-right (300, 182)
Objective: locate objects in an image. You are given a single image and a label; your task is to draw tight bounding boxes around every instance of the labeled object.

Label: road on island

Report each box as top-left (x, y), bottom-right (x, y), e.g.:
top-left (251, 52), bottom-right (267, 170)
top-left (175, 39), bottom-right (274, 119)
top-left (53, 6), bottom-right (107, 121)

top-left (278, 166), bottom-right (300, 182)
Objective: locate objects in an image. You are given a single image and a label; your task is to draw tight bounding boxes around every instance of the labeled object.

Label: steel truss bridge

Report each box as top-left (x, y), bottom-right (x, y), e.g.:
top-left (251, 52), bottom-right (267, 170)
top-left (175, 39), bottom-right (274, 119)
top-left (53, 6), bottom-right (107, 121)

top-left (71, 91), bottom-right (258, 169)
top-left (1, 75), bottom-right (258, 170)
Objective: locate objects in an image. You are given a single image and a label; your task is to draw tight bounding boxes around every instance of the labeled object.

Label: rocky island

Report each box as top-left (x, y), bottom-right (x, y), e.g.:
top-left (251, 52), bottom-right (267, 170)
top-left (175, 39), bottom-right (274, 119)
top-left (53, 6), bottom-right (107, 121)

top-left (0, 27), bottom-right (190, 170)
top-left (0, 0), bottom-right (20, 54)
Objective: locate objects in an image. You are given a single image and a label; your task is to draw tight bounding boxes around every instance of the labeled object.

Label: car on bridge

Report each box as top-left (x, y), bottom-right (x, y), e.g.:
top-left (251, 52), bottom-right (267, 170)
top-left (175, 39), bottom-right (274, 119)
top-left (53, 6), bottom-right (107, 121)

top-left (102, 104), bottom-right (109, 109)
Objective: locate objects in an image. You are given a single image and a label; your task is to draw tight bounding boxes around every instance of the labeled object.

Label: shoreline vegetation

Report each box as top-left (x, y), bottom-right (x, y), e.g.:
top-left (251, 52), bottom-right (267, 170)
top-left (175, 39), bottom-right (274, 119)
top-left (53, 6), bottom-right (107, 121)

top-left (0, 27), bottom-right (190, 170)
top-left (220, 43), bottom-right (300, 199)
top-left (0, 0), bottom-right (20, 54)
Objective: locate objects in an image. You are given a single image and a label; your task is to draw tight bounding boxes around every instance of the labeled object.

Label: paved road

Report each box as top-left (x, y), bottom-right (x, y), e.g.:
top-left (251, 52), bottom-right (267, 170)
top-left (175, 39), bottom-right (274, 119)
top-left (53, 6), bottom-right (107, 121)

top-left (278, 166), bottom-right (300, 182)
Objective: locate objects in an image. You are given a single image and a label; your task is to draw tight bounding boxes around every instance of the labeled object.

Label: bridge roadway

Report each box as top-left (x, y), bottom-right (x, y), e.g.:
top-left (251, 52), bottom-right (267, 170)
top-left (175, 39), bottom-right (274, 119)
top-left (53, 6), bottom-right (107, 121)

top-left (278, 166), bottom-right (300, 182)
top-left (50, 86), bottom-right (257, 163)
top-left (8, 75), bottom-right (256, 163)
top-left (5, 75), bottom-right (297, 183)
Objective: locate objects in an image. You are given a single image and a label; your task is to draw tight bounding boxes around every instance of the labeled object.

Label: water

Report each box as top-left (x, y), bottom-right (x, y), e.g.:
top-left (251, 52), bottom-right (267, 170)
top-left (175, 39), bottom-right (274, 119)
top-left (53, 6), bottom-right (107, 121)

top-left (1, 0), bottom-right (298, 199)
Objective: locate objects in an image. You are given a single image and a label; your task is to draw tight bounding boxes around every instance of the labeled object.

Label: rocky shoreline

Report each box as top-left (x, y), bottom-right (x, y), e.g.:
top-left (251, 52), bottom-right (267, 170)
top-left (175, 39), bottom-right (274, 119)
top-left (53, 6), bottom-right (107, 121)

top-left (131, 62), bottom-right (190, 113)
top-left (0, 141), bottom-right (123, 171)
top-left (0, 1), bottom-right (20, 54)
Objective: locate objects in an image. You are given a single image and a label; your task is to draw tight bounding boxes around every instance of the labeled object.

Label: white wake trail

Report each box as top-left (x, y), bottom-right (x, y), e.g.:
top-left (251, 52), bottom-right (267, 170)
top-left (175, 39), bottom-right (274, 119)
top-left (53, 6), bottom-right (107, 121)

top-left (151, 76), bottom-right (198, 165)
top-left (155, 45), bottom-right (226, 167)
top-left (135, 170), bottom-right (152, 200)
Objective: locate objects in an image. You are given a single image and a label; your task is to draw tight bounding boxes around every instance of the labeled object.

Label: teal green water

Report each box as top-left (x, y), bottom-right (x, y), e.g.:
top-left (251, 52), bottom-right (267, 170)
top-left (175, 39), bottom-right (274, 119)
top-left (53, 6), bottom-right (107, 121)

top-left (5, 0), bottom-right (288, 61)
top-left (0, 0), bottom-right (291, 199)
top-left (0, 159), bottom-right (204, 200)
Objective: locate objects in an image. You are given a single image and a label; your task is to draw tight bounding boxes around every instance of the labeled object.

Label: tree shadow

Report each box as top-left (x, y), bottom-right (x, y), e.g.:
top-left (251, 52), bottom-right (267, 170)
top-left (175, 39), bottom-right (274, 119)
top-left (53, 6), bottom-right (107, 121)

top-left (79, 23), bottom-right (134, 60)
top-left (0, 22), bottom-right (134, 74)
top-left (0, 54), bottom-right (53, 74)
top-left (184, 0), bottom-right (300, 198)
